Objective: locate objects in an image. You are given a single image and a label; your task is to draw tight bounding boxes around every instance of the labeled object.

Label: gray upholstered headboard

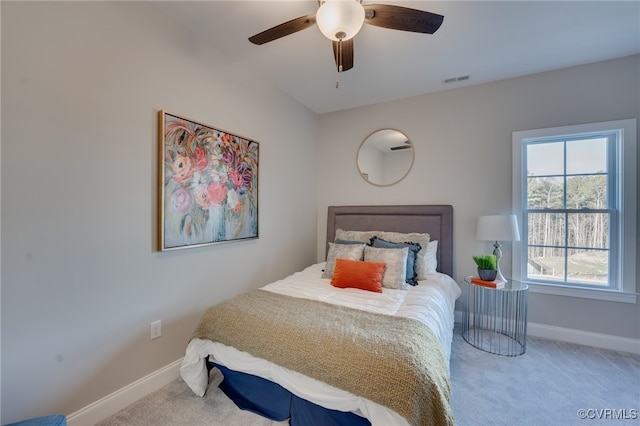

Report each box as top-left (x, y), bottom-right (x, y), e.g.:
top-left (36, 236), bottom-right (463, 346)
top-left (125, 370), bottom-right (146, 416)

top-left (326, 205), bottom-right (454, 277)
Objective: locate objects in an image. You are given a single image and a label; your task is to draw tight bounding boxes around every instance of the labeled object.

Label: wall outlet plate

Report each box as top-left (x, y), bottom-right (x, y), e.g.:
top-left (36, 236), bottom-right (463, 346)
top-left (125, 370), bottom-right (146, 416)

top-left (150, 320), bottom-right (161, 340)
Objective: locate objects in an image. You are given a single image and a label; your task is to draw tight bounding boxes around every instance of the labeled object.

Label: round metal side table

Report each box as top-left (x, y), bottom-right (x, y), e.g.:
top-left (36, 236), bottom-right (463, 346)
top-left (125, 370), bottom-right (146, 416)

top-left (461, 276), bottom-right (528, 356)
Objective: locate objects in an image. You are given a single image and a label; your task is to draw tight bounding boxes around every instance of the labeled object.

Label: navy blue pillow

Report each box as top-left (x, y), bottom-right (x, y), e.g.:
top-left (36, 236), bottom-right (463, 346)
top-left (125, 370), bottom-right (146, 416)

top-left (334, 239), bottom-right (367, 245)
top-left (370, 237), bottom-right (421, 285)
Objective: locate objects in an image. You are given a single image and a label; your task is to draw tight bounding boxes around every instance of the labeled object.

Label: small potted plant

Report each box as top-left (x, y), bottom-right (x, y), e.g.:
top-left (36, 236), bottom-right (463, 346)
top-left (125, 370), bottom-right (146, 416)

top-left (473, 254), bottom-right (497, 281)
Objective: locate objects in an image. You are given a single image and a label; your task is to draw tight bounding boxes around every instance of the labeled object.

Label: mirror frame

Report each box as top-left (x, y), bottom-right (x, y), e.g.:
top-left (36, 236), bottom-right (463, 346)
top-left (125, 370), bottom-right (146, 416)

top-left (356, 128), bottom-right (415, 187)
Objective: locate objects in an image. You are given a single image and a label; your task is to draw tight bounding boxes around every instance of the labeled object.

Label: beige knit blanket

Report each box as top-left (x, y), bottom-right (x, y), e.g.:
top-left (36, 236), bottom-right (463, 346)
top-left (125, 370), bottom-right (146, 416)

top-left (192, 289), bottom-right (456, 426)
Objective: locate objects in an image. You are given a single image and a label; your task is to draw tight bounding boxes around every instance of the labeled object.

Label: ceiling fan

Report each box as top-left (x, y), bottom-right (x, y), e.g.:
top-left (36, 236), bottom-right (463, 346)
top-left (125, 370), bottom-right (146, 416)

top-left (248, 0), bottom-right (444, 73)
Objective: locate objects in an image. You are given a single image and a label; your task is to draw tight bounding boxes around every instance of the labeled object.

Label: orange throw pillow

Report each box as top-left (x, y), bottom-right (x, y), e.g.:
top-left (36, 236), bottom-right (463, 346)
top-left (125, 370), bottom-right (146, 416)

top-left (330, 258), bottom-right (386, 293)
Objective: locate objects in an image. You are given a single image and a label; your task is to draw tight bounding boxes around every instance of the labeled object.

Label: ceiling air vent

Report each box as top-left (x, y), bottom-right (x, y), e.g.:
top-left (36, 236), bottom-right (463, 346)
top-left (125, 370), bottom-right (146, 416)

top-left (443, 75), bottom-right (470, 84)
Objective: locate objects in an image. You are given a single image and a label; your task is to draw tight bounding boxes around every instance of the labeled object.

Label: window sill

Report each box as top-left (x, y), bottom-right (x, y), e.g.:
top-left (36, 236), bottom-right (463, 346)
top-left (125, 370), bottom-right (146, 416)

top-left (527, 282), bottom-right (637, 303)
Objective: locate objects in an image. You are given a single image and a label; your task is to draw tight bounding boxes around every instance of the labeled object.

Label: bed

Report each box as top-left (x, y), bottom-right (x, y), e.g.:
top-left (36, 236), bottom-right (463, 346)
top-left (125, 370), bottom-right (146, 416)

top-left (180, 205), bottom-right (460, 426)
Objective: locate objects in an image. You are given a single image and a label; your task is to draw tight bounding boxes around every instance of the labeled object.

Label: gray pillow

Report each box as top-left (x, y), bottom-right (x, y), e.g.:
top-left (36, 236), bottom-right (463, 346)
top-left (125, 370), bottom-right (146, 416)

top-left (322, 242), bottom-right (366, 279)
top-left (370, 236), bottom-right (421, 285)
top-left (364, 246), bottom-right (408, 290)
top-left (376, 231), bottom-right (430, 279)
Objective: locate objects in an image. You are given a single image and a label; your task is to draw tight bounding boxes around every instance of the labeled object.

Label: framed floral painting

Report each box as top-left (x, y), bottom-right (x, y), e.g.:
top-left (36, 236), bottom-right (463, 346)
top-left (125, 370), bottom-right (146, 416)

top-left (158, 110), bottom-right (259, 251)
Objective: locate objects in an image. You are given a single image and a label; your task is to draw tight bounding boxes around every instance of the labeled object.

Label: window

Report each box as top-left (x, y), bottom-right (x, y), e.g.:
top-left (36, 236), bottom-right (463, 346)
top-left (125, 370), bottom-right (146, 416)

top-left (513, 119), bottom-right (636, 303)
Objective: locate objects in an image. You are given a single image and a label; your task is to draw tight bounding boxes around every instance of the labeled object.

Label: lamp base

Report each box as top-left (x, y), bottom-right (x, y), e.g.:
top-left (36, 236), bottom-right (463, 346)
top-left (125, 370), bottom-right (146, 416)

top-left (493, 241), bottom-right (507, 282)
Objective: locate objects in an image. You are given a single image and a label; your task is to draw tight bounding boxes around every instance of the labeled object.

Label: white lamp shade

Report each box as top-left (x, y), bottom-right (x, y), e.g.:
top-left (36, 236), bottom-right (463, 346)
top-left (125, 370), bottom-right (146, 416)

top-left (476, 215), bottom-right (520, 242)
top-left (316, 0), bottom-right (365, 41)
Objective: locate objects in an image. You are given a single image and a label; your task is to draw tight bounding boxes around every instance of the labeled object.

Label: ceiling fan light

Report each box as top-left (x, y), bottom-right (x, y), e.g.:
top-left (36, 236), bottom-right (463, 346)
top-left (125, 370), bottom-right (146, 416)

top-left (316, 0), bottom-right (365, 41)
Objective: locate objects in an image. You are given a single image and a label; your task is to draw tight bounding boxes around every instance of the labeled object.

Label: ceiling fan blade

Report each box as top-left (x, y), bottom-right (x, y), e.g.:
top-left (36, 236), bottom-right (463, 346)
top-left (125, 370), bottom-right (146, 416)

top-left (390, 145), bottom-right (412, 151)
top-left (390, 140), bottom-right (412, 151)
top-left (332, 38), bottom-right (354, 72)
top-left (248, 14), bottom-right (316, 45)
top-left (364, 4), bottom-right (444, 34)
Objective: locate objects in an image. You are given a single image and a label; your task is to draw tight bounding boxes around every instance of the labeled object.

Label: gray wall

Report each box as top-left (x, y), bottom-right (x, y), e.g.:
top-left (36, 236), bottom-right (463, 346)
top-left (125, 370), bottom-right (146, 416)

top-left (1, 2), bottom-right (318, 423)
top-left (316, 55), bottom-right (640, 340)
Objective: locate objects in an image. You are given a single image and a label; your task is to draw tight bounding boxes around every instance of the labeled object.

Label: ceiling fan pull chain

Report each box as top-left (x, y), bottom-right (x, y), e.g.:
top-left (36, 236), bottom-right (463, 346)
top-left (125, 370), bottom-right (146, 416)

top-left (336, 38), bottom-right (343, 89)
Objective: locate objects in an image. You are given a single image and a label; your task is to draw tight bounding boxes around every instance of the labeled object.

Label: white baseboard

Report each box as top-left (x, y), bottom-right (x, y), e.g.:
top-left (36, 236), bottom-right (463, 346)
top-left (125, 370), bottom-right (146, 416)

top-left (67, 358), bottom-right (183, 426)
top-left (526, 322), bottom-right (640, 354)
top-left (454, 310), bottom-right (640, 355)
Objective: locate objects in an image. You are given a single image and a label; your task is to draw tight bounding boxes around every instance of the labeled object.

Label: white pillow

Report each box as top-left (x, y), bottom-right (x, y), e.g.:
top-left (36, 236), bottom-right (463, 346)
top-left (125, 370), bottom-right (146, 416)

top-left (322, 242), bottom-right (366, 279)
top-left (424, 240), bottom-right (438, 274)
top-left (364, 246), bottom-right (408, 290)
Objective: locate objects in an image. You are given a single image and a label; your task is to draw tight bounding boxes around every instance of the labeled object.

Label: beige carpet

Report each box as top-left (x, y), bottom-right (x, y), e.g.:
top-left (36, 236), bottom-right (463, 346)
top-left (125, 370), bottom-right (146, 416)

top-left (97, 369), bottom-right (286, 426)
top-left (98, 327), bottom-right (640, 426)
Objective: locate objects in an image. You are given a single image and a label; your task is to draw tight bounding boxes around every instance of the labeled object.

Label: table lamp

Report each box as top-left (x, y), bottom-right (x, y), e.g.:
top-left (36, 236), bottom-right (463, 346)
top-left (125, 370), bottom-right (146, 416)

top-left (476, 214), bottom-right (520, 282)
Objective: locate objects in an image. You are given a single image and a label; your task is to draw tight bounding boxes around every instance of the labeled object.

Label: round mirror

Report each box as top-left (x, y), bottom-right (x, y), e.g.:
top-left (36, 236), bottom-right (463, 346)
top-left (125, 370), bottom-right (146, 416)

top-left (357, 129), bottom-right (414, 186)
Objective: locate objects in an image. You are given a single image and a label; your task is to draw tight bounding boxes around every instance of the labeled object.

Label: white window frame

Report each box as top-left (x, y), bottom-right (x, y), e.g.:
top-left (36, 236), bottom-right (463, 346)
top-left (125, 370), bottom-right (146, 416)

top-left (512, 119), bottom-right (637, 303)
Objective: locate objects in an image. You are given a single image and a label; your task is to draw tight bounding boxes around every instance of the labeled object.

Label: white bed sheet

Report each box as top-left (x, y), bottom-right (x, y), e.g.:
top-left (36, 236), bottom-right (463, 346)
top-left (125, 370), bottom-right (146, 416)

top-left (181, 262), bottom-right (461, 426)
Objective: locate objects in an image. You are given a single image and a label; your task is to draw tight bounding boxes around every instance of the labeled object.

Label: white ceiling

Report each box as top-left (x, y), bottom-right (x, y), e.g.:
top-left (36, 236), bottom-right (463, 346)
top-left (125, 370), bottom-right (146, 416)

top-left (154, 1), bottom-right (640, 114)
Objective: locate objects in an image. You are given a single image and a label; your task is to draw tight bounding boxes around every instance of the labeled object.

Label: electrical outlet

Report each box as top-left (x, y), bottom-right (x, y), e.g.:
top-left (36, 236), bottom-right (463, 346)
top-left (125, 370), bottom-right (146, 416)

top-left (150, 320), bottom-right (161, 340)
